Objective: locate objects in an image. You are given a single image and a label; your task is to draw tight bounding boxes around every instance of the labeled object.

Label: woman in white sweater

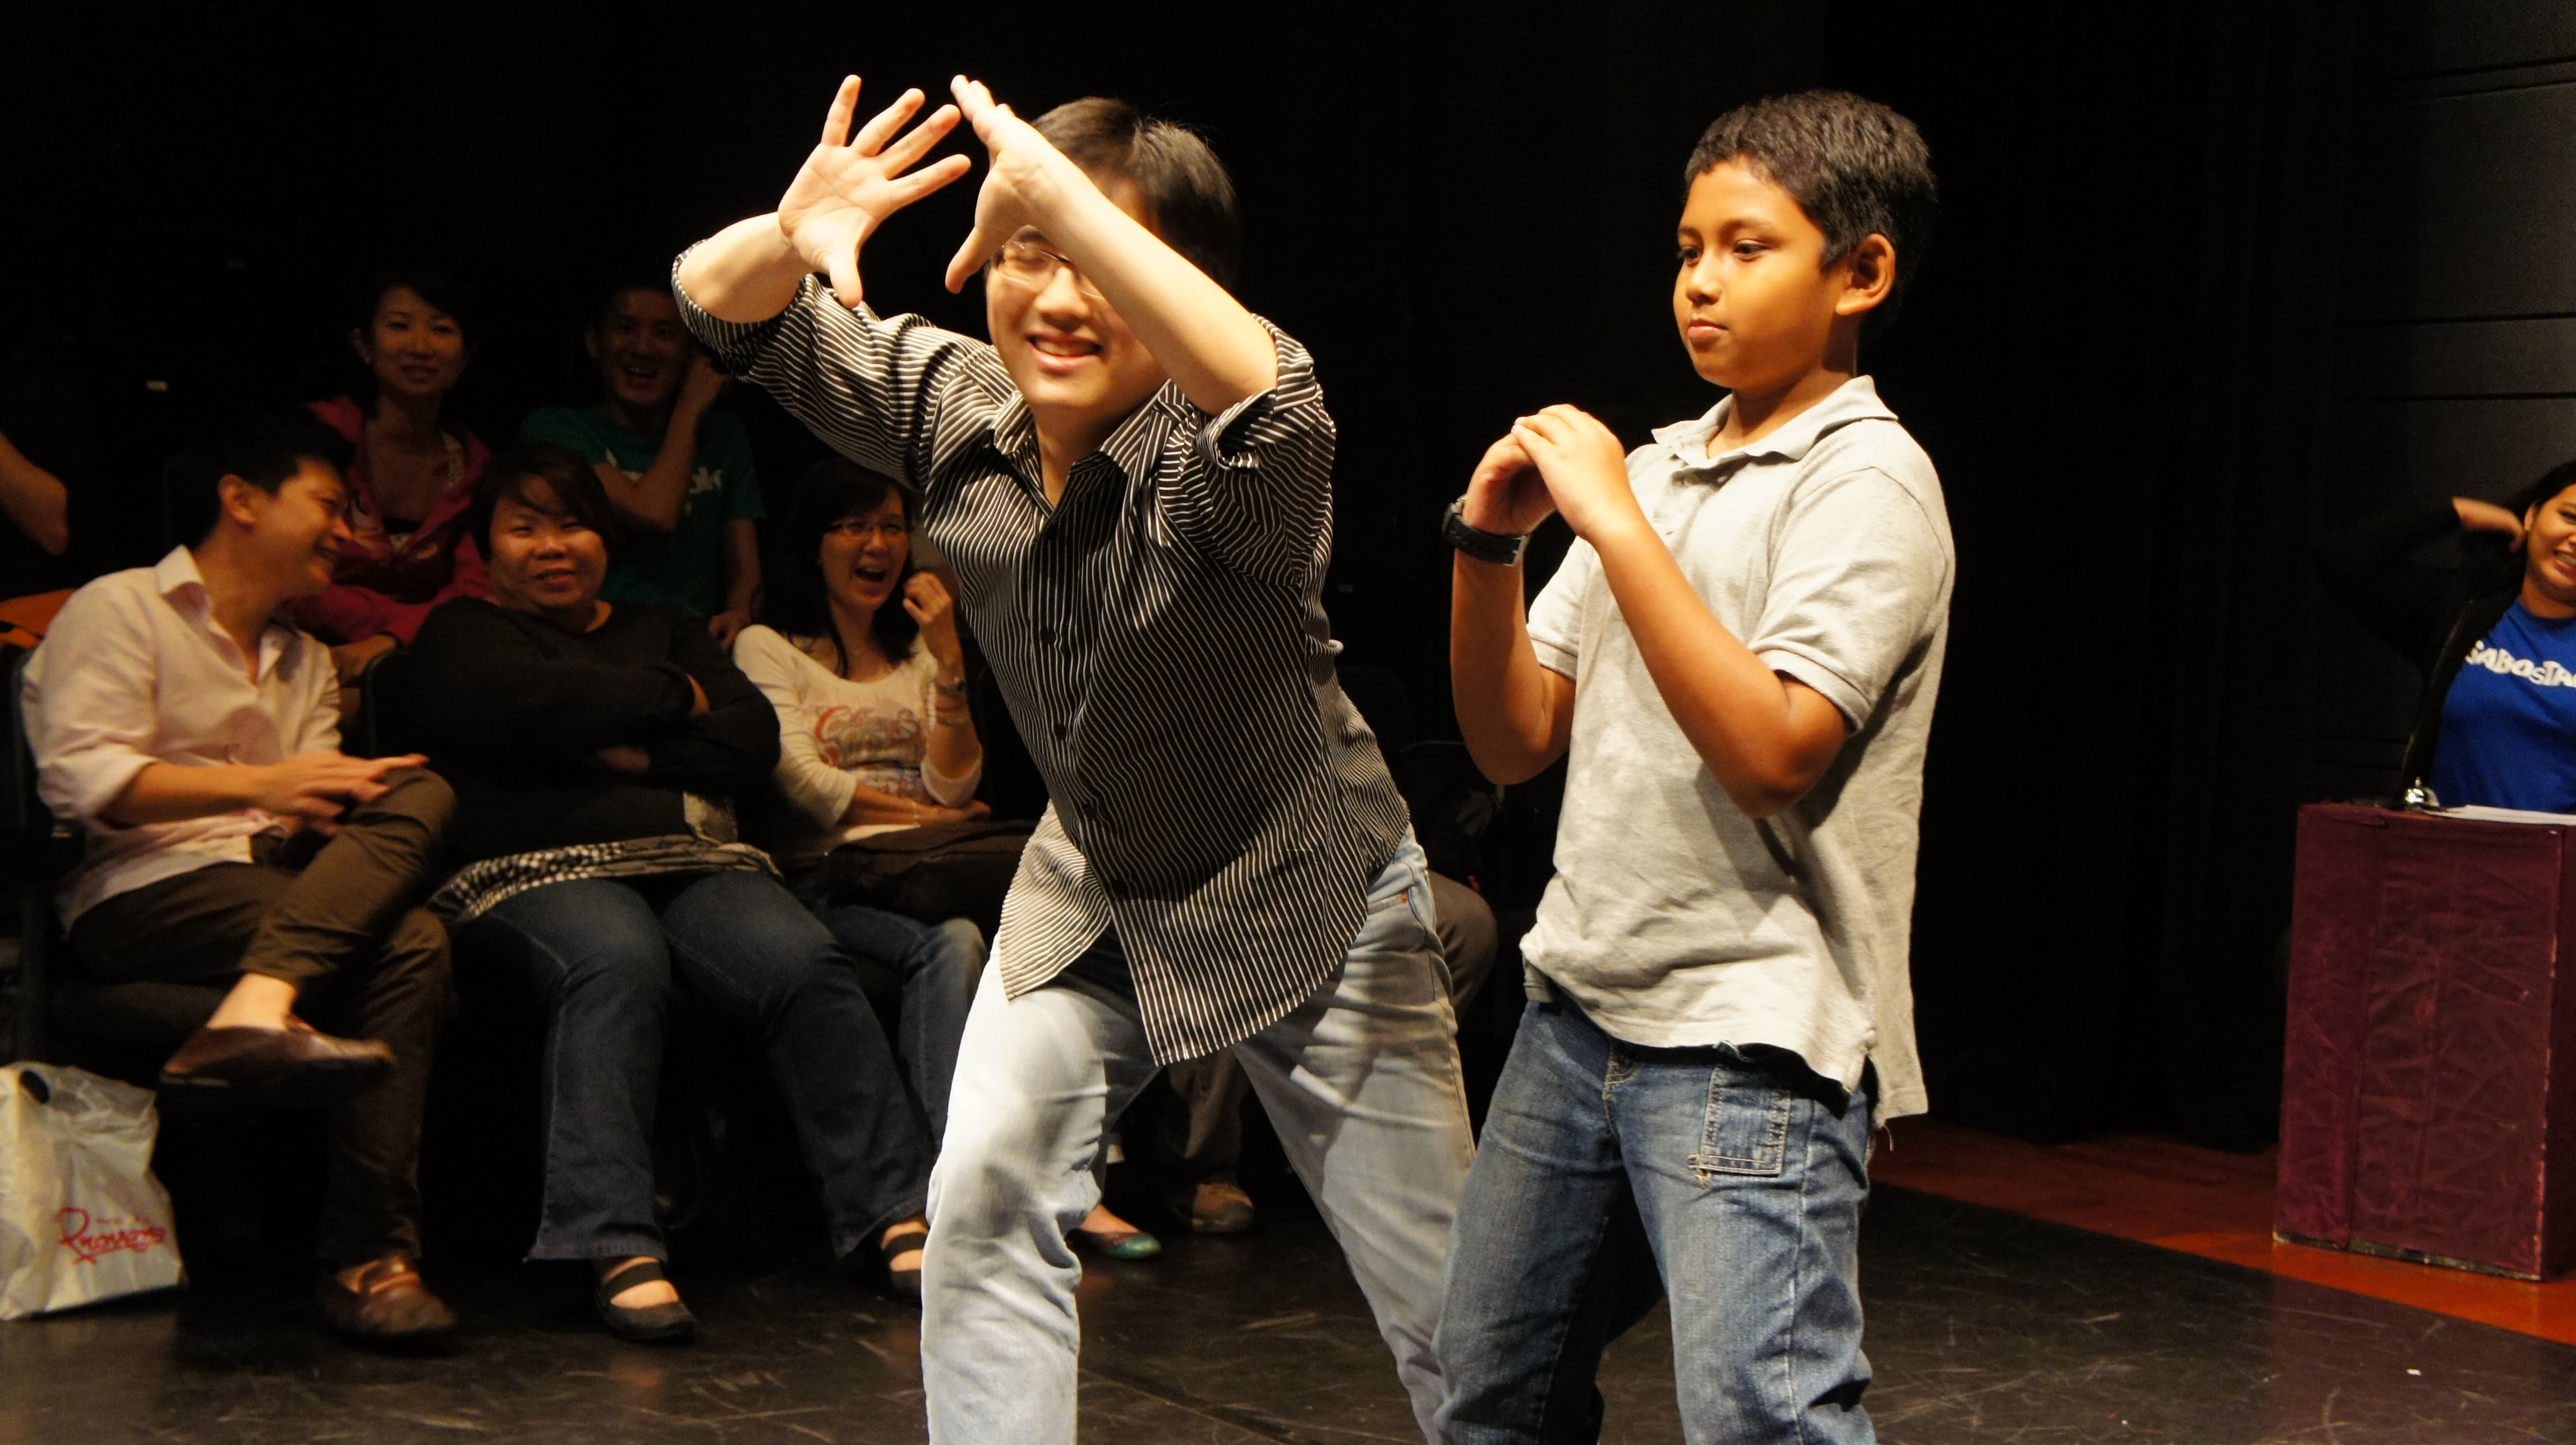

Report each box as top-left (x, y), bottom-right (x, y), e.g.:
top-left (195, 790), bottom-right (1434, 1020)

top-left (737, 460), bottom-right (1161, 1257)
top-left (732, 460), bottom-right (989, 1138)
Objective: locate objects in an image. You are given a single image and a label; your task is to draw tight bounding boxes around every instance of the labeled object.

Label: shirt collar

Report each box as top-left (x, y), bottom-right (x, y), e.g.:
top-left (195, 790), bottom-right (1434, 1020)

top-left (156, 546), bottom-right (295, 679)
top-left (988, 385), bottom-right (1188, 499)
top-left (1652, 375), bottom-right (1896, 473)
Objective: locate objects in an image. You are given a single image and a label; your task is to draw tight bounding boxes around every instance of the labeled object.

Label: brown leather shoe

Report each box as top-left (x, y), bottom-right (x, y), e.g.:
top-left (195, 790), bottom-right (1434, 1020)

top-left (315, 1257), bottom-right (456, 1342)
top-left (1185, 1179), bottom-right (1258, 1235)
top-left (160, 1024), bottom-right (394, 1107)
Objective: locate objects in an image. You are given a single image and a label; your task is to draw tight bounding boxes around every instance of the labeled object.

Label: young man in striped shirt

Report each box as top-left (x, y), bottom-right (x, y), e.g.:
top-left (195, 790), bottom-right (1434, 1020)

top-left (675, 75), bottom-right (1473, 1443)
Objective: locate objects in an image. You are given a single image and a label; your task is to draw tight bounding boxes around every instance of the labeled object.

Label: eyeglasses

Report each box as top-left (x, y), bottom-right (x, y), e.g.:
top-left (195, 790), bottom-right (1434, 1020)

top-left (988, 238), bottom-right (1103, 303)
top-left (824, 518), bottom-right (909, 542)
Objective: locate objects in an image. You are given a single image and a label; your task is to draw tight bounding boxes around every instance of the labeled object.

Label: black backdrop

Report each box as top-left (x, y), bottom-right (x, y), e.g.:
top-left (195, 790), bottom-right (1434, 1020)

top-left (0, 2), bottom-right (2365, 1148)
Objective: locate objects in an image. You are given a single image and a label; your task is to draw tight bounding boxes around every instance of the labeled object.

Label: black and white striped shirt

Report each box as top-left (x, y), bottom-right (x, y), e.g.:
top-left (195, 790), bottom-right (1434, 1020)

top-left (675, 268), bottom-right (1409, 1062)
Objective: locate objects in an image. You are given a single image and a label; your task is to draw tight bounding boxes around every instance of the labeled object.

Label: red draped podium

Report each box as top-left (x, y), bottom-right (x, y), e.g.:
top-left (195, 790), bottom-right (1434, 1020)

top-left (2278, 802), bottom-right (2576, 1279)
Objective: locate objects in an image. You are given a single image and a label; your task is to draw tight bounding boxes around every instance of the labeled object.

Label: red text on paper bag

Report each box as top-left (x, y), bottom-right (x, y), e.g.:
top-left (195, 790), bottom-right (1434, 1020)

top-left (56, 1207), bottom-right (169, 1265)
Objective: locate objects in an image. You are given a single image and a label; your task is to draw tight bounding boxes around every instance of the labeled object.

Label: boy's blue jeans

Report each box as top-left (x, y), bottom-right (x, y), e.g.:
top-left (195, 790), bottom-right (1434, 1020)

top-left (1434, 995), bottom-right (1876, 1445)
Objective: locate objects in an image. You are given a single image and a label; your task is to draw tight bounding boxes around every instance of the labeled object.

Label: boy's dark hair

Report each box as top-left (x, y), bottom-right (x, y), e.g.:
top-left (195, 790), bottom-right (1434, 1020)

top-left (163, 409), bottom-right (355, 546)
top-left (762, 457), bottom-right (921, 666)
top-left (471, 442), bottom-right (621, 558)
top-left (1032, 98), bottom-right (1241, 288)
top-left (1685, 90), bottom-right (1938, 324)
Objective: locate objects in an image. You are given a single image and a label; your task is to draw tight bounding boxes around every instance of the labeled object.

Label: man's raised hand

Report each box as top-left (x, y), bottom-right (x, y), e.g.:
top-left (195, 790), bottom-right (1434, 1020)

top-left (941, 75), bottom-right (1080, 294)
top-left (777, 76), bottom-right (972, 310)
top-left (252, 753), bottom-right (427, 825)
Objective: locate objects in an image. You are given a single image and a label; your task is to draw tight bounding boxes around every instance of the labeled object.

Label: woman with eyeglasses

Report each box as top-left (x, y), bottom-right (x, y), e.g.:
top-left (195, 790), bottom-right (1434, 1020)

top-left (733, 457), bottom-right (1162, 1258)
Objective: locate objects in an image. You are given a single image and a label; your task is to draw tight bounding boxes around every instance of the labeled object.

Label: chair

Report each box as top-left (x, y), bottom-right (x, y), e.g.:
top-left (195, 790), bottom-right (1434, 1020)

top-left (351, 646), bottom-right (416, 758)
top-left (2, 643), bottom-right (220, 1067)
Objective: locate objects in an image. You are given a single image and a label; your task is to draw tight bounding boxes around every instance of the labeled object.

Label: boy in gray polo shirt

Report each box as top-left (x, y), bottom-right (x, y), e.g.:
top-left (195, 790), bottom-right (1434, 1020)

top-left (1439, 91), bottom-right (1948, 1444)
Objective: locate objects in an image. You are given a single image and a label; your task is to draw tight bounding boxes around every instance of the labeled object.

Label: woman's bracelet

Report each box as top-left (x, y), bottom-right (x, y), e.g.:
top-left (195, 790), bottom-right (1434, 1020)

top-left (933, 674), bottom-right (969, 699)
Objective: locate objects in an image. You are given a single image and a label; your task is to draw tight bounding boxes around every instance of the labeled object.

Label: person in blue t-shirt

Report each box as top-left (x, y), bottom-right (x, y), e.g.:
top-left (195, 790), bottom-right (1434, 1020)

top-left (523, 282), bottom-right (765, 646)
top-left (2318, 459), bottom-right (2576, 811)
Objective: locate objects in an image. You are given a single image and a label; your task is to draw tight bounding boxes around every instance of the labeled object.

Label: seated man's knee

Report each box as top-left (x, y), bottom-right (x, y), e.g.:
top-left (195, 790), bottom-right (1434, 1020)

top-left (367, 767), bottom-right (456, 835)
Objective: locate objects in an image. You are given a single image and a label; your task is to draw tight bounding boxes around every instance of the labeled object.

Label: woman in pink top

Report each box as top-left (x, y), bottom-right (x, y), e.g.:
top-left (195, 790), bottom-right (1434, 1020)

top-left (293, 268), bottom-right (493, 680)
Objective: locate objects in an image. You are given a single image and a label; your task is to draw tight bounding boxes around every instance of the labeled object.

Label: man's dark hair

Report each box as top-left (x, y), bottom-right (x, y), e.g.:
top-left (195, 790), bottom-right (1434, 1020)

top-left (1685, 90), bottom-right (1938, 324)
top-left (163, 409), bottom-right (355, 546)
top-left (762, 457), bottom-right (920, 666)
top-left (1032, 98), bottom-right (1241, 288)
top-left (591, 273), bottom-right (676, 333)
top-left (471, 441), bottom-right (621, 558)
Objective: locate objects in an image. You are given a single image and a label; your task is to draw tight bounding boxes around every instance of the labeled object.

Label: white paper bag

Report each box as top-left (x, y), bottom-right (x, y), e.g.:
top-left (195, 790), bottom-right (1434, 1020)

top-left (0, 1063), bottom-right (184, 1319)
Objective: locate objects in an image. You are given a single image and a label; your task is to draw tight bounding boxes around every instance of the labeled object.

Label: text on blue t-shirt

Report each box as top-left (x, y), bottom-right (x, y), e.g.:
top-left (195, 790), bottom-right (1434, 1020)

top-left (2428, 600), bottom-right (2576, 812)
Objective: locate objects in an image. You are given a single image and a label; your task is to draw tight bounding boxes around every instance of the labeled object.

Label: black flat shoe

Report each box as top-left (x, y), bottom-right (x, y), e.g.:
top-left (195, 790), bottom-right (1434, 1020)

top-left (594, 1258), bottom-right (694, 1343)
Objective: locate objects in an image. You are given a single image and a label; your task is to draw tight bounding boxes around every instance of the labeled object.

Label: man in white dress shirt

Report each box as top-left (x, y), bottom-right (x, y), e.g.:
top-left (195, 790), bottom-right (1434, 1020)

top-left (21, 409), bottom-right (458, 1341)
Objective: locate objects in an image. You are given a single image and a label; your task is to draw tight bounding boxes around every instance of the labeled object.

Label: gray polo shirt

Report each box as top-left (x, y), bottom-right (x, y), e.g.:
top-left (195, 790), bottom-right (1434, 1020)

top-left (1523, 375), bottom-right (1952, 1119)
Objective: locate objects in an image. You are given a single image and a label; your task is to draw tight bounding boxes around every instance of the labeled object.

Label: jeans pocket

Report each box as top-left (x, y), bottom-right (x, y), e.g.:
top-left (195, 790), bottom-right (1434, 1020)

top-left (1686, 1060), bottom-right (1794, 1180)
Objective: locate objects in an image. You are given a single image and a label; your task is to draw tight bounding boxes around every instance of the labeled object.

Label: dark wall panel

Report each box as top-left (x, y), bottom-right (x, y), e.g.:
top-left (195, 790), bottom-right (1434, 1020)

top-left (2347, 81), bottom-right (2576, 321)
top-left (2337, 317), bottom-right (2576, 399)
top-left (2361, 0), bottom-right (2576, 76)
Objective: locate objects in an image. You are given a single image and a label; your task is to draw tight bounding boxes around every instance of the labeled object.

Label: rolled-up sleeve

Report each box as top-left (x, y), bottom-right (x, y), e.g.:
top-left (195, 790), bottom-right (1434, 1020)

top-left (671, 257), bottom-right (1000, 496)
top-left (22, 587), bottom-right (166, 825)
top-left (1161, 321), bottom-right (1337, 585)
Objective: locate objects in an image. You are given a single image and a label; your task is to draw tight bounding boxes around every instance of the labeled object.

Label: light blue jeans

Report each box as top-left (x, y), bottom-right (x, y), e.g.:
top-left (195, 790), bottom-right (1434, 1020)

top-left (922, 836), bottom-right (1474, 1444)
top-left (1434, 995), bottom-right (1876, 1445)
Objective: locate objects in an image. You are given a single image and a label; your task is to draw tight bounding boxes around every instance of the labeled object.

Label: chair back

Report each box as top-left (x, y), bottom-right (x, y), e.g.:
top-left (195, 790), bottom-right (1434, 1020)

top-left (4, 644), bottom-right (59, 1060)
top-left (353, 647), bottom-right (417, 758)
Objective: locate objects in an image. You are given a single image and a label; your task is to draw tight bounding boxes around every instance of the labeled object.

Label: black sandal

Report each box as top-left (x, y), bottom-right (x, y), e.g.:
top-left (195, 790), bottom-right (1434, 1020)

top-left (878, 1225), bottom-right (931, 1300)
top-left (594, 1258), bottom-right (695, 1343)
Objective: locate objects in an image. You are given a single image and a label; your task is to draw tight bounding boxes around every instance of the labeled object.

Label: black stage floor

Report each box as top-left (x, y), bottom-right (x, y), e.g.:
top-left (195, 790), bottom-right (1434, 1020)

top-left (7, 1185), bottom-right (2576, 1445)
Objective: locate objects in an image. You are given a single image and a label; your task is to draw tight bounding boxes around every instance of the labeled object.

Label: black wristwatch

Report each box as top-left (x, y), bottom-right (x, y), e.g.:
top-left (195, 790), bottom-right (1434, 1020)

top-left (1443, 498), bottom-right (1530, 566)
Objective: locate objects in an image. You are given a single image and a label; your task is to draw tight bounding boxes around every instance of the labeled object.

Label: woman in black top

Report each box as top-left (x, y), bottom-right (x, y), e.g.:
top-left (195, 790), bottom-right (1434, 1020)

top-left (407, 444), bottom-right (932, 1339)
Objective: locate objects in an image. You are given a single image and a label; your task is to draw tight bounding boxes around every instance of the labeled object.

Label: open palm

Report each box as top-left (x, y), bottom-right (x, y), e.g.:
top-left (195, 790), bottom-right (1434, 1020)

top-left (779, 76), bottom-right (972, 309)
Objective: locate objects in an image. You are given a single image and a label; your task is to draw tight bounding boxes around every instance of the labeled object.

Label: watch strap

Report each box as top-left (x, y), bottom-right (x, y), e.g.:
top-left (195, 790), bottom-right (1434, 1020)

top-left (1443, 498), bottom-right (1530, 566)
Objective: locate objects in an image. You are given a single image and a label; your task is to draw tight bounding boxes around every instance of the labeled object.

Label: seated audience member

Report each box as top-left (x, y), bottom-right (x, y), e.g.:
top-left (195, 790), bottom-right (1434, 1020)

top-left (522, 280), bottom-right (763, 647)
top-left (20, 410), bottom-right (457, 1341)
top-left (732, 459), bottom-right (987, 1128)
top-left (1, 423), bottom-right (69, 560)
top-left (404, 444), bottom-right (933, 1339)
top-left (734, 458), bottom-right (1155, 1254)
top-left (2317, 460), bottom-right (2576, 812)
top-left (1, 424), bottom-right (77, 643)
top-left (1158, 875), bottom-right (1497, 1234)
top-left (293, 267), bottom-right (494, 681)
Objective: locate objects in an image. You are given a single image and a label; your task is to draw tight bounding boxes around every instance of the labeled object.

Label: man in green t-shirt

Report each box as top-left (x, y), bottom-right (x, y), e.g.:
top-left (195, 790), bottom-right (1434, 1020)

top-left (522, 283), bottom-right (765, 645)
